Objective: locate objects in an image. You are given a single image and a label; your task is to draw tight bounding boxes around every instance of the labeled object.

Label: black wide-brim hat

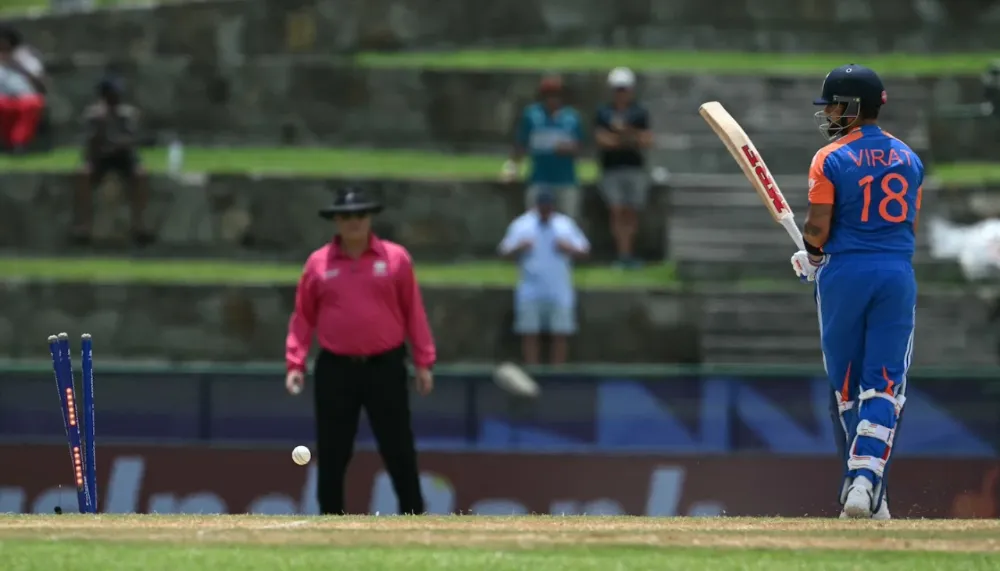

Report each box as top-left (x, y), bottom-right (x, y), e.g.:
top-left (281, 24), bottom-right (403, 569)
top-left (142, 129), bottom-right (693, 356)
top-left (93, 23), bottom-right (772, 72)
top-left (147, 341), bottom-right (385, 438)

top-left (319, 187), bottom-right (383, 219)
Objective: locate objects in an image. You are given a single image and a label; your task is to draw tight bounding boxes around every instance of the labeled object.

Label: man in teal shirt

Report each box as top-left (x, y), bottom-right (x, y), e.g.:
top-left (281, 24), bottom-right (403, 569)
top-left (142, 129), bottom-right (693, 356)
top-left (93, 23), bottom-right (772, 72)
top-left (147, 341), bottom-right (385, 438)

top-left (502, 75), bottom-right (584, 219)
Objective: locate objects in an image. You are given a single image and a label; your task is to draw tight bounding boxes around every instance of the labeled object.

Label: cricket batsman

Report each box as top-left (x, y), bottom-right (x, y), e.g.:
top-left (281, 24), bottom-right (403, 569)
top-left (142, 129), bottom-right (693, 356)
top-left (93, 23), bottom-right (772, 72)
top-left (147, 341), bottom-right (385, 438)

top-left (790, 64), bottom-right (922, 519)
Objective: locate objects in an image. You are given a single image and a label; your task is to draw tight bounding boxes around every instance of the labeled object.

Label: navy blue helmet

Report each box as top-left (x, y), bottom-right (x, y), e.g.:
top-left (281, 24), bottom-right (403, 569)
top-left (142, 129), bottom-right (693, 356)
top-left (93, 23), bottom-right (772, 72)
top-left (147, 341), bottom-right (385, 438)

top-left (813, 64), bottom-right (886, 140)
top-left (814, 64), bottom-right (886, 111)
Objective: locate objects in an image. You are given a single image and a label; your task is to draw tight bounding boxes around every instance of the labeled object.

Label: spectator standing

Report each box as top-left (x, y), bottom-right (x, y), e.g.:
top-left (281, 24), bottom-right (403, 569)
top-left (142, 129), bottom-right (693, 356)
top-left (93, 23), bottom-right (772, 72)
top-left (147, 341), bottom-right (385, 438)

top-left (984, 60), bottom-right (1000, 116)
top-left (498, 187), bottom-right (590, 365)
top-left (0, 26), bottom-right (45, 153)
top-left (74, 76), bottom-right (153, 246)
top-left (595, 67), bottom-right (654, 269)
top-left (285, 187), bottom-right (436, 515)
top-left (502, 74), bottom-right (584, 220)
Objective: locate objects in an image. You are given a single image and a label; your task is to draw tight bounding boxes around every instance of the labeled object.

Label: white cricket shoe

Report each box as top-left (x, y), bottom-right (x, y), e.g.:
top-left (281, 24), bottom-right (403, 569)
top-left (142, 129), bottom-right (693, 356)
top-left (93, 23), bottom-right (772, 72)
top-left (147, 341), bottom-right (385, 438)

top-left (872, 496), bottom-right (890, 520)
top-left (839, 494), bottom-right (889, 519)
top-left (842, 483), bottom-right (874, 519)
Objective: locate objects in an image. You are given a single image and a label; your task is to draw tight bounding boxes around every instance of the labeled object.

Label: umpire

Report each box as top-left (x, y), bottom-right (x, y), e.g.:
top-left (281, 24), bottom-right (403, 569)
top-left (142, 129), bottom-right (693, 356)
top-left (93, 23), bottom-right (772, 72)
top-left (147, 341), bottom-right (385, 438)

top-left (285, 187), bottom-right (436, 515)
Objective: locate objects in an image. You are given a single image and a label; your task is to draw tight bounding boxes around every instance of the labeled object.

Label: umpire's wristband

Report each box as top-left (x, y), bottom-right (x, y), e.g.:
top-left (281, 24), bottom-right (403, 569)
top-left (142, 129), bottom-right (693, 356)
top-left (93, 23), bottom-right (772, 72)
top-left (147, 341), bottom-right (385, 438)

top-left (804, 241), bottom-right (824, 258)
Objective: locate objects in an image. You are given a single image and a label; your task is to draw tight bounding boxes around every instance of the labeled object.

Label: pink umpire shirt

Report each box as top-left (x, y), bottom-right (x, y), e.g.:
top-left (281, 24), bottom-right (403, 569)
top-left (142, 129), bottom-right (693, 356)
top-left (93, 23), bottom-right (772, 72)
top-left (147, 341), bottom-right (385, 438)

top-left (285, 234), bottom-right (436, 373)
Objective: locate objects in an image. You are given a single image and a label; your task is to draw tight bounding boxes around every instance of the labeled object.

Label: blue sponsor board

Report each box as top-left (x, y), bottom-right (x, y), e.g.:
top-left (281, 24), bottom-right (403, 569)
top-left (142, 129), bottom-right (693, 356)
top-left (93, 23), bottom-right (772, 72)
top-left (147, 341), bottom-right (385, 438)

top-left (0, 368), bottom-right (996, 456)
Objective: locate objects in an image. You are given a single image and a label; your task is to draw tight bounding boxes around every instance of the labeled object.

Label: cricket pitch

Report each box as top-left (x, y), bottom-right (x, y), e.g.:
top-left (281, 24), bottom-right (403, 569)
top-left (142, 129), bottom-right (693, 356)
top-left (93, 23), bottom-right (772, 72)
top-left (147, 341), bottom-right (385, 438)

top-left (1, 515), bottom-right (998, 570)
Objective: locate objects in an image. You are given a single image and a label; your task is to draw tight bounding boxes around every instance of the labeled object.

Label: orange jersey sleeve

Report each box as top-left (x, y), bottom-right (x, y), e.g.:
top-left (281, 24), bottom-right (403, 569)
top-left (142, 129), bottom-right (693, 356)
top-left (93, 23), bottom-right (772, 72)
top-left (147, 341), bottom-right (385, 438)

top-left (808, 148), bottom-right (835, 204)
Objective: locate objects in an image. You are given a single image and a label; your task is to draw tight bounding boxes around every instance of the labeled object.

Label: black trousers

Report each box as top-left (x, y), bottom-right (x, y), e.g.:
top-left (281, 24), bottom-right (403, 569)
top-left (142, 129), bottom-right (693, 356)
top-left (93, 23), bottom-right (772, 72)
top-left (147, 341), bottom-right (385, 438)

top-left (313, 345), bottom-right (424, 515)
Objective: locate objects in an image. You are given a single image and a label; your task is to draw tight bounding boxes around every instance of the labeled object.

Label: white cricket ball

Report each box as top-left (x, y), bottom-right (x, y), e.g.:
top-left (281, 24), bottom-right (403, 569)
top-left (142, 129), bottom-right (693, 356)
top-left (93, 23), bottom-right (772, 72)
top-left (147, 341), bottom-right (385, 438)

top-left (292, 445), bottom-right (311, 466)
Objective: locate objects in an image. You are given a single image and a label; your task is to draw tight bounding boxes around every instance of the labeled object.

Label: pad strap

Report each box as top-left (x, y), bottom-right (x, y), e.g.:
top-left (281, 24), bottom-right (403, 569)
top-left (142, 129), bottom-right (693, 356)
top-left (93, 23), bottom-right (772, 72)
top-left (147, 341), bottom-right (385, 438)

top-left (856, 419), bottom-right (895, 447)
top-left (846, 393), bottom-right (905, 481)
top-left (847, 455), bottom-right (886, 477)
top-left (859, 389), bottom-right (906, 415)
top-left (834, 391), bottom-right (854, 414)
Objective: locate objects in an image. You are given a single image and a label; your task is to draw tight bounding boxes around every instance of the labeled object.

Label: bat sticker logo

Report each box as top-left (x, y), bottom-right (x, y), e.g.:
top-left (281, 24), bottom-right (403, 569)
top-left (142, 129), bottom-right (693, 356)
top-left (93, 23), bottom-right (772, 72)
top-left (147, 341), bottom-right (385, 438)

top-left (741, 145), bottom-right (789, 214)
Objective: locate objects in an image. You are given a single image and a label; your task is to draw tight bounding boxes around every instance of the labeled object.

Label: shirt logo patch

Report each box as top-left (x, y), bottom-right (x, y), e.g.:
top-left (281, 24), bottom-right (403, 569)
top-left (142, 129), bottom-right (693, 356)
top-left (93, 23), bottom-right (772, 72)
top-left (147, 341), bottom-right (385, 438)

top-left (373, 261), bottom-right (387, 276)
top-left (808, 177), bottom-right (816, 190)
top-left (324, 269), bottom-right (339, 279)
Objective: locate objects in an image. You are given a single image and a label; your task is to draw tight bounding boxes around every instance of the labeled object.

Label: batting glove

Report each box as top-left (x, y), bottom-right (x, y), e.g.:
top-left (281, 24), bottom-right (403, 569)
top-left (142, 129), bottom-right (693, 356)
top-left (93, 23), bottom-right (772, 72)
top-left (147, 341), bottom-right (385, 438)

top-left (791, 250), bottom-right (828, 283)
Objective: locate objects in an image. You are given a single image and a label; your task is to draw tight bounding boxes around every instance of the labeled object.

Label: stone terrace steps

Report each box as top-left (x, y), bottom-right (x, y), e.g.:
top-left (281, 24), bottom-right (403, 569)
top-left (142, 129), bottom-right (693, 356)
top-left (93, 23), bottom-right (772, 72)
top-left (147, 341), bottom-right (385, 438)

top-left (698, 290), bottom-right (999, 365)
top-left (37, 63), bottom-right (974, 173)
top-left (641, 74), bottom-right (936, 137)
top-left (677, 259), bottom-right (966, 282)
top-left (0, 172), bottom-right (673, 262)
top-left (649, 137), bottom-right (928, 179)
top-left (667, 179), bottom-right (960, 280)
top-left (9, 0), bottom-right (1000, 59)
top-left (699, 292), bottom-right (821, 364)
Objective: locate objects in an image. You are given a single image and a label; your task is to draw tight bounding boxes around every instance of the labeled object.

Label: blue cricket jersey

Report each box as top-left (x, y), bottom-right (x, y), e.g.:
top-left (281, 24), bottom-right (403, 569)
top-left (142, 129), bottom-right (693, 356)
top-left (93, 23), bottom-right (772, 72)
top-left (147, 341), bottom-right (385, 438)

top-left (808, 125), bottom-right (924, 258)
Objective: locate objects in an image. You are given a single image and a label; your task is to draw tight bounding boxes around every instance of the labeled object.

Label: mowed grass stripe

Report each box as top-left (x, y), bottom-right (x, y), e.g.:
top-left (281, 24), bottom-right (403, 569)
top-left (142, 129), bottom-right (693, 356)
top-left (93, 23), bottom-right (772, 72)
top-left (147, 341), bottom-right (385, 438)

top-left (0, 0), bottom-right (177, 13)
top-left (0, 257), bottom-right (678, 288)
top-left (0, 147), bottom-right (590, 181)
top-left (1, 147), bottom-right (998, 184)
top-left (0, 515), bottom-right (998, 570)
top-left (6, 513), bottom-right (998, 529)
top-left (1, 542), bottom-right (992, 571)
top-left (356, 49), bottom-right (1000, 76)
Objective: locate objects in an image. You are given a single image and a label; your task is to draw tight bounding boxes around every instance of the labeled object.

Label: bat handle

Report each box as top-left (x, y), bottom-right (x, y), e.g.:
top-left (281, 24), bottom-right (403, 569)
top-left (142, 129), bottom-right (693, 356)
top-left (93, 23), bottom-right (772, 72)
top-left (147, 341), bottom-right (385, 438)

top-left (779, 216), bottom-right (806, 251)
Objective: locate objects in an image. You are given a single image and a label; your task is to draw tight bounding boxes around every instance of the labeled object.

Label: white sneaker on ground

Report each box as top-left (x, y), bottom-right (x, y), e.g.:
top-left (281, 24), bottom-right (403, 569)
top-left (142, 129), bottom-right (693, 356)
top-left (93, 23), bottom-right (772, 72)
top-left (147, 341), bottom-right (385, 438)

top-left (839, 494), bottom-right (889, 519)
top-left (842, 481), bottom-right (874, 519)
top-left (872, 496), bottom-right (890, 520)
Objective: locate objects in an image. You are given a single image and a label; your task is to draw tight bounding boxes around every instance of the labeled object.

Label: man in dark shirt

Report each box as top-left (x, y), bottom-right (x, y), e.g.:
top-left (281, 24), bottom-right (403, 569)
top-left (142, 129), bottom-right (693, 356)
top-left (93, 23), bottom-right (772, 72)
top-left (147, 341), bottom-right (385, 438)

top-left (594, 67), bottom-right (653, 269)
top-left (74, 76), bottom-right (153, 246)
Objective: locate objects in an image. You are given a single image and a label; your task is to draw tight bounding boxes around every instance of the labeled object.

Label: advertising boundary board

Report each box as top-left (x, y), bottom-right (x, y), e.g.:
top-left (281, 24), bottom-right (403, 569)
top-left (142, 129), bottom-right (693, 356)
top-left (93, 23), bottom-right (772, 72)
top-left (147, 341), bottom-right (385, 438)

top-left (0, 445), bottom-right (996, 518)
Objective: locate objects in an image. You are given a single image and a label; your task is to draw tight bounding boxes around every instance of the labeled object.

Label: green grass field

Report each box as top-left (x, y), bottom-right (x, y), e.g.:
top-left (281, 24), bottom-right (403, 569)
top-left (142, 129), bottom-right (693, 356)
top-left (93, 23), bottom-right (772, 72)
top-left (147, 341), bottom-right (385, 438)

top-left (0, 147), bottom-right (584, 181)
top-left (1, 147), bottom-right (998, 184)
top-left (358, 49), bottom-right (1000, 76)
top-left (0, 257), bottom-right (678, 288)
top-left (0, 0), bottom-right (173, 13)
top-left (0, 515), bottom-right (997, 570)
top-left (932, 163), bottom-right (1000, 185)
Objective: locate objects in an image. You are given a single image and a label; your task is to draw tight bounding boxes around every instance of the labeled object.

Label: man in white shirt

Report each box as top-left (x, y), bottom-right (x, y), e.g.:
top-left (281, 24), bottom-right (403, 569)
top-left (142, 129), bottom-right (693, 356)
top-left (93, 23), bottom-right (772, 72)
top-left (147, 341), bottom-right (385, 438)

top-left (498, 187), bottom-right (590, 364)
top-left (0, 27), bottom-right (45, 152)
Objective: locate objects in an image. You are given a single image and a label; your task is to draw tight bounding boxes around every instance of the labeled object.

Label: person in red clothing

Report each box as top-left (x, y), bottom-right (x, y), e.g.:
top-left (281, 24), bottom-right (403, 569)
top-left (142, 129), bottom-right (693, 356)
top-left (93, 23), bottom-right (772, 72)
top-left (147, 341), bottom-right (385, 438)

top-left (0, 26), bottom-right (45, 153)
top-left (285, 187), bottom-right (436, 515)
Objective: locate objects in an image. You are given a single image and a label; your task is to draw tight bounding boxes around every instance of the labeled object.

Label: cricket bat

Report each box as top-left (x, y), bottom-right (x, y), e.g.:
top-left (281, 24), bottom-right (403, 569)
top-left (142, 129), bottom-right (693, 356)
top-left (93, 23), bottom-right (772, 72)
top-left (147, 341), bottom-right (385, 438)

top-left (698, 101), bottom-right (805, 251)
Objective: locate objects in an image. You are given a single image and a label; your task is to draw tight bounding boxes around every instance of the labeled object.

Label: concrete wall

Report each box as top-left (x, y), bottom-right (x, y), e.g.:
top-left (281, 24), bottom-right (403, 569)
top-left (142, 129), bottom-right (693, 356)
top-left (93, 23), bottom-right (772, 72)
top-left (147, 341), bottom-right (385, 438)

top-left (1, 281), bottom-right (996, 365)
top-left (9, 0), bottom-right (1000, 58)
top-left (40, 63), bottom-right (981, 174)
top-left (0, 173), bottom-right (669, 261)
